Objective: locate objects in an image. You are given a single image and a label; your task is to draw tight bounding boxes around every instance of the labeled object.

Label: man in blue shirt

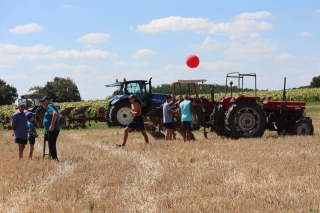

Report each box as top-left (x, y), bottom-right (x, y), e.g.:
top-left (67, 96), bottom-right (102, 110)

top-left (179, 94), bottom-right (197, 142)
top-left (163, 95), bottom-right (178, 140)
top-left (11, 101), bottom-right (28, 160)
top-left (41, 96), bottom-right (60, 161)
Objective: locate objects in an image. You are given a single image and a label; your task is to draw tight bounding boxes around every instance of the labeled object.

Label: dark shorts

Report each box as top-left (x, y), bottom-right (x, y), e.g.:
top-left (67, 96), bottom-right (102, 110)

top-left (164, 122), bottom-right (174, 129)
top-left (15, 138), bottom-right (28, 145)
top-left (181, 121), bottom-right (192, 131)
top-left (29, 137), bottom-right (36, 145)
top-left (127, 116), bottom-right (145, 130)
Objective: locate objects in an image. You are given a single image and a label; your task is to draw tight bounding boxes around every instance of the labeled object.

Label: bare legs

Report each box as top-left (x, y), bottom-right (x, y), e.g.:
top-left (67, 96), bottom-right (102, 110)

top-left (165, 129), bottom-right (173, 140)
top-left (120, 128), bottom-right (149, 147)
top-left (18, 144), bottom-right (25, 160)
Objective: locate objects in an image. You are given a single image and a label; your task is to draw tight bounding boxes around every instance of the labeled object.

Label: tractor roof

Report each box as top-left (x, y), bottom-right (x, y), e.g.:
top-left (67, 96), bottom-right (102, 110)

top-left (21, 90), bottom-right (45, 99)
top-left (105, 80), bottom-right (147, 87)
top-left (172, 79), bottom-right (207, 84)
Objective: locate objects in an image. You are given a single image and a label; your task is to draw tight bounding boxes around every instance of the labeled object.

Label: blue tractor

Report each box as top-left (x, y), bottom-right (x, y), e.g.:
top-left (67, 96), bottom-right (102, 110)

top-left (105, 77), bottom-right (169, 127)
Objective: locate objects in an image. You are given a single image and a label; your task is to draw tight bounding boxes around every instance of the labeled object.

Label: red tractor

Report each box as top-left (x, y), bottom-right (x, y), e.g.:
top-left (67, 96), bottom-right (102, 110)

top-left (209, 72), bottom-right (314, 139)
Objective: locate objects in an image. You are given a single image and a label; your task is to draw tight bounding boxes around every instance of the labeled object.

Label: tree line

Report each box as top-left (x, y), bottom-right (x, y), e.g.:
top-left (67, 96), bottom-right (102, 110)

top-left (1, 75), bottom-right (320, 106)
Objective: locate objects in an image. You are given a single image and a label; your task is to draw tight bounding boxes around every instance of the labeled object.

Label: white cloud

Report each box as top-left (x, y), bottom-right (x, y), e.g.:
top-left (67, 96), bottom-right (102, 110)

top-left (136, 16), bottom-right (212, 34)
top-left (83, 44), bottom-right (95, 50)
top-left (224, 39), bottom-right (277, 60)
top-left (208, 19), bottom-right (272, 35)
top-left (300, 31), bottom-right (312, 37)
top-left (0, 64), bottom-right (11, 70)
top-left (77, 33), bottom-right (110, 44)
top-left (189, 36), bottom-right (225, 51)
top-left (275, 53), bottom-right (296, 61)
top-left (64, 5), bottom-right (72, 8)
top-left (136, 15), bottom-right (273, 36)
top-left (50, 49), bottom-right (116, 60)
top-left (34, 64), bottom-right (71, 70)
top-left (132, 49), bottom-right (156, 58)
top-left (130, 25), bottom-right (134, 32)
top-left (73, 65), bottom-right (96, 73)
top-left (0, 44), bottom-right (53, 54)
top-left (34, 64), bottom-right (96, 73)
top-left (228, 32), bottom-right (260, 40)
top-left (316, 9), bottom-right (320, 14)
top-left (0, 54), bottom-right (47, 63)
top-left (279, 68), bottom-right (305, 74)
top-left (235, 11), bottom-right (272, 20)
top-left (0, 73), bottom-right (28, 80)
top-left (114, 61), bottom-right (151, 67)
top-left (201, 61), bottom-right (243, 70)
top-left (9, 23), bottom-right (43, 34)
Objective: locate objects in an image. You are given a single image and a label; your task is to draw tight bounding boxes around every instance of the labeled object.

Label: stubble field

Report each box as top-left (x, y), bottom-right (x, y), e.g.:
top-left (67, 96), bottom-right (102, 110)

top-left (0, 110), bottom-right (320, 213)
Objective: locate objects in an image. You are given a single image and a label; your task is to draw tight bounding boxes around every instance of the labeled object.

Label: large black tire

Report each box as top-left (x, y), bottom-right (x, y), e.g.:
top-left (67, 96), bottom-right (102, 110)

top-left (105, 106), bottom-right (115, 127)
top-left (210, 104), bottom-right (229, 137)
top-left (110, 101), bottom-right (132, 127)
top-left (291, 118), bottom-right (314, 135)
top-left (225, 101), bottom-right (266, 139)
top-left (194, 106), bottom-right (204, 126)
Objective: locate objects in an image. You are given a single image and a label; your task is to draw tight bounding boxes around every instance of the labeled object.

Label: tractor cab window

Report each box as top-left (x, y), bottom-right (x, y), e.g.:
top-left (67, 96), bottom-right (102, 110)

top-left (125, 82), bottom-right (147, 101)
top-left (126, 82), bottom-right (139, 94)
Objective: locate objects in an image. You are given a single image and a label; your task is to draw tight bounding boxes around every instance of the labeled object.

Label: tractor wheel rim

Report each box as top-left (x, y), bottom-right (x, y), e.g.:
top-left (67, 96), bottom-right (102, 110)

top-left (296, 123), bottom-right (311, 135)
top-left (234, 107), bottom-right (261, 136)
top-left (117, 107), bottom-right (132, 125)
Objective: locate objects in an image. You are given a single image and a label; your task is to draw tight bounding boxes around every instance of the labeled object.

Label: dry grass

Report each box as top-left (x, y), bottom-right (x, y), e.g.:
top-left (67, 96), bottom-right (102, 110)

top-left (0, 113), bottom-right (320, 213)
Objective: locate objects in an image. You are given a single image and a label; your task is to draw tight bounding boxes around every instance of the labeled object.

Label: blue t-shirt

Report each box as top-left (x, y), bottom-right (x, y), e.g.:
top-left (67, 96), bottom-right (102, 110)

top-left (179, 100), bottom-right (193, 122)
top-left (43, 103), bottom-right (60, 131)
top-left (11, 111), bottom-right (28, 140)
top-left (27, 121), bottom-right (37, 139)
top-left (163, 102), bottom-right (173, 123)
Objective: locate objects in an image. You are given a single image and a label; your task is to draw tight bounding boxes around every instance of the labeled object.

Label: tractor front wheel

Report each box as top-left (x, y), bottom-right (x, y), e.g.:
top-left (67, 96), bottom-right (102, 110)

top-left (194, 106), bottom-right (204, 126)
top-left (291, 118), bottom-right (314, 135)
top-left (210, 104), bottom-right (229, 137)
top-left (225, 101), bottom-right (266, 139)
top-left (110, 101), bottom-right (132, 127)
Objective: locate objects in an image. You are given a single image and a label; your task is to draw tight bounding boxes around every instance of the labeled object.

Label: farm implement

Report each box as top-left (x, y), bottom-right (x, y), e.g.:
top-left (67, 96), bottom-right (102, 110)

top-left (60, 106), bottom-right (98, 129)
top-left (1, 114), bottom-right (11, 130)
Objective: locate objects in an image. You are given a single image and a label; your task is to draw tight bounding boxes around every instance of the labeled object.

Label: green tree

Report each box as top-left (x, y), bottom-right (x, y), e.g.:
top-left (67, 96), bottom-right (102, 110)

top-left (0, 79), bottom-right (18, 105)
top-left (42, 77), bottom-right (82, 102)
top-left (29, 86), bottom-right (46, 94)
top-left (310, 75), bottom-right (320, 88)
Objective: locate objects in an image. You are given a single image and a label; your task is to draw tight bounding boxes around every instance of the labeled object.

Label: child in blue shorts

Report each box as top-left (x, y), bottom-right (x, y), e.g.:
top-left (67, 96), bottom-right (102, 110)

top-left (26, 112), bottom-right (39, 159)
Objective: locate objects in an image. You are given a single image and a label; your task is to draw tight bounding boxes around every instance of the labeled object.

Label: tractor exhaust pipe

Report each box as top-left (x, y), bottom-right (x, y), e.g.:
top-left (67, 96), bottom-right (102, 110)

top-left (230, 81), bottom-right (234, 98)
top-left (283, 77), bottom-right (286, 102)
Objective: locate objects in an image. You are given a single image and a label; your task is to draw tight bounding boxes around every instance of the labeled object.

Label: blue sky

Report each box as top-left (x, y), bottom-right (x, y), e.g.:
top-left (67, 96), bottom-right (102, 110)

top-left (0, 0), bottom-right (319, 100)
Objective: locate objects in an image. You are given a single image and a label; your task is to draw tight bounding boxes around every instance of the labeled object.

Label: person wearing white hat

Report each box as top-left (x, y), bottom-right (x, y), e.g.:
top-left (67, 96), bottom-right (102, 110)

top-left (11, 101), bottom-right (28, 160)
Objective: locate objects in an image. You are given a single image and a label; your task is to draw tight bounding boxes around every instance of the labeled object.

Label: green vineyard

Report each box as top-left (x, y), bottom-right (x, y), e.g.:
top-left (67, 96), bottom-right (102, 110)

top-left (1, 88), bottom-right (320, 118)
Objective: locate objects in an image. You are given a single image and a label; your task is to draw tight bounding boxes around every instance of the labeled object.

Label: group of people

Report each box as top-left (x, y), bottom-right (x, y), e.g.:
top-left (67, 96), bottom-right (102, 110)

top-left (11, 96), bottom-right (60, 161)
top-left (118, 94), bottom-right (197, 147)
top-left (11, 93), bottom-right (197, 157)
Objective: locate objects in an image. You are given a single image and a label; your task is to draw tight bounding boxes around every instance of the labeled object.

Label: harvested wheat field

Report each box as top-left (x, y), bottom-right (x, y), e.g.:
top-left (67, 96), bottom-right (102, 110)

top-left (0, 114), bottom-right (320, 213)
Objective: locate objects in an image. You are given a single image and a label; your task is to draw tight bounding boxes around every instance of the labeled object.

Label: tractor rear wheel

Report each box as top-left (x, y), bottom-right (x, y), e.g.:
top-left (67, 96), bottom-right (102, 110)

top-left (110, 101), bottom-right (132, 127)
top-left (210, 104), bottom-right (229, 137)
top-left (225, 101), bottom-right (266, 139)
top-left (291, 118), bottom-right (314, 135)
top-left (194, 106), bottom-right (204, 126)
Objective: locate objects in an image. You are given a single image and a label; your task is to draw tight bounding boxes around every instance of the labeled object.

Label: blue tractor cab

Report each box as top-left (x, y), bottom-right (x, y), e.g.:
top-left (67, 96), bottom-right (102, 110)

top-left (105, 78), bottom-right (168, 127)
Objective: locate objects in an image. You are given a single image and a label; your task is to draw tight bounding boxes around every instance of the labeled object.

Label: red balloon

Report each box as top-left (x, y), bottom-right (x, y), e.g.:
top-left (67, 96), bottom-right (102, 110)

top-left (186, 54), bottom-right (200, 68)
